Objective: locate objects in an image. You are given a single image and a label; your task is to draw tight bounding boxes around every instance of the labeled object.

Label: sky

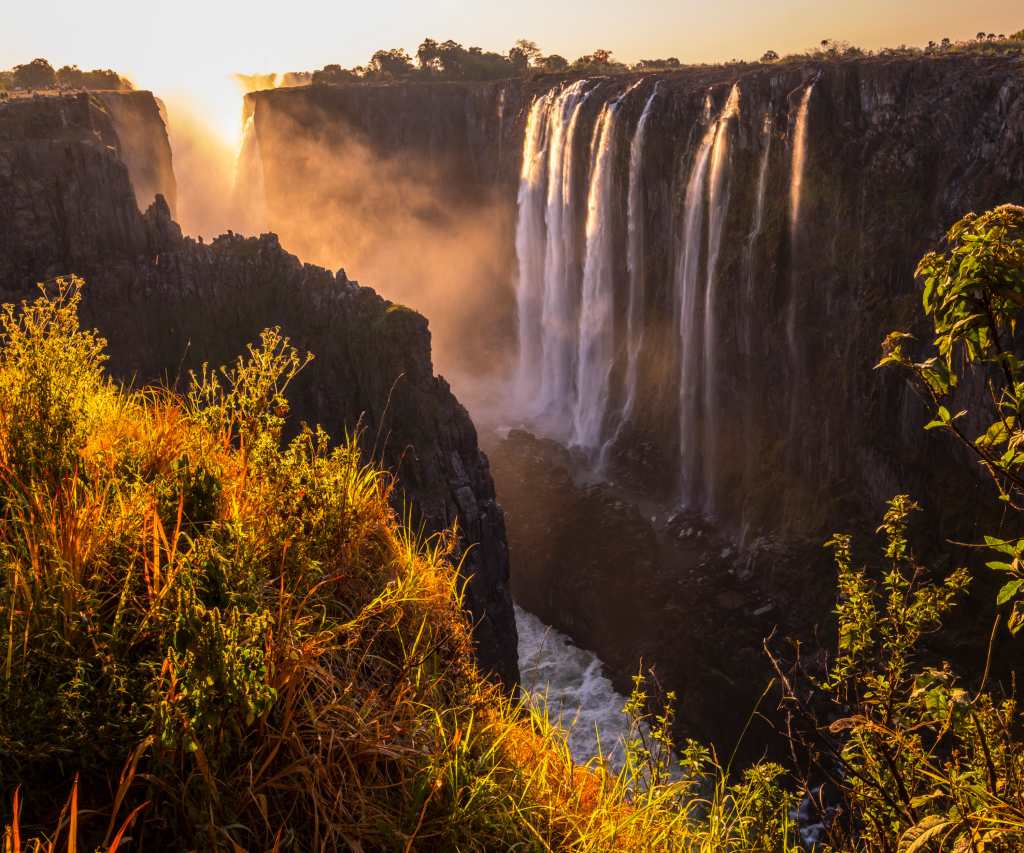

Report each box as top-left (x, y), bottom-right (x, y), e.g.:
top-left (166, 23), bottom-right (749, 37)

top-left (2, 0), bottom-right (1021, 139)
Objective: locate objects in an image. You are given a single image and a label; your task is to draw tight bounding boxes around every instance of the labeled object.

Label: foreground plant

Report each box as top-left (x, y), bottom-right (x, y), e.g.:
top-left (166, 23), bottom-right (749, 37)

top-left (880, 204), bottom-right (1024, 624)
top-left (1, 279), bottom-right (810, 852)
top-left (770, 495), bottom-right (1024, 852)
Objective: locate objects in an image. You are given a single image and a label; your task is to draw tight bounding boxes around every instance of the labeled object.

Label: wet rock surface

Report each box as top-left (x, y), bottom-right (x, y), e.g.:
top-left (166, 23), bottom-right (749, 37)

top-left (0, 93), bottom-right (519, 691)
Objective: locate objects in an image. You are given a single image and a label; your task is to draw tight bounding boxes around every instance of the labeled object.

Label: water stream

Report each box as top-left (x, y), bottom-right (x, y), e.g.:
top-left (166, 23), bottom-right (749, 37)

top-left (516, 605), bottom-right (632, 768)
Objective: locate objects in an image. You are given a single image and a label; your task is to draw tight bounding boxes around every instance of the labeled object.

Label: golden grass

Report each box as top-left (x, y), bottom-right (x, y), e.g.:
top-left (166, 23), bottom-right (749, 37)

top-left (1, 280), bottom-right (800, 852)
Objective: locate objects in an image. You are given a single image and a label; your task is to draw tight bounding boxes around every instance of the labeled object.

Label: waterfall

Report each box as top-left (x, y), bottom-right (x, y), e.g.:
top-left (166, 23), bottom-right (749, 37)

top-left (571, 103), bottom-right (619, 450)
top-left (785, 76), bottom-right (818, 489)
top-left (789, 81), bottom-right (816, 232)
top-left (620, 84), bottom-right (659, 425)
top-left (539, 82), bottom-right (592, 419)
top-left (676, 97), bottom-right (718, 503)
top-left (700, 85), bottom-right (740, 513)
top-left (749, 109), bottom-right (773, 254)
top-left (515, 94), bottom-right (553, 399)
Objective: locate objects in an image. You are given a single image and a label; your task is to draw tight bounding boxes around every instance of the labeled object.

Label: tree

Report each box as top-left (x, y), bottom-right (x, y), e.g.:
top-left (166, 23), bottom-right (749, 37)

top-left (311, 64), bottom-right (355, 86)
top-left (368, 48), bottom-right (414, 78)
top-left (13, 58), bottom-right (56, 90)
top-left (880, 205), bottom-right (1024, 624)
top-left (508, 39), bottom-right (541, 71)
top-left (1013, 29), bottom-right (1024, 40)
top-left (416, 39), bottom-right (468, 76)
top-left (760, 50), bottom-right (779, 62)
top-left (537, 55), bottom-right (568, 72)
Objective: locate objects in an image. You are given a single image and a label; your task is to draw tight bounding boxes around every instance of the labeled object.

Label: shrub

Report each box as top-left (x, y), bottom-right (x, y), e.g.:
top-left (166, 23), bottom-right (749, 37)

top-left (12, 59), bottom-right (56, 90)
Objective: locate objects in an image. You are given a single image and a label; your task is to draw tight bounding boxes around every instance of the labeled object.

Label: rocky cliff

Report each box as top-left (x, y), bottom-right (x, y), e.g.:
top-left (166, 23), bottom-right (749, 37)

top-left (0, 92), bottom-right (519, 690)
top-left (243, 57), bottom-right (1024, 753)
top-left (247, 57), bottom-right (1024, 541)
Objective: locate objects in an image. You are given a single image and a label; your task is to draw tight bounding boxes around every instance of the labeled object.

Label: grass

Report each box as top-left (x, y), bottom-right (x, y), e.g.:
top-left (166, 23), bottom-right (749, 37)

top-left (0, 279), bottom-right (801, 852)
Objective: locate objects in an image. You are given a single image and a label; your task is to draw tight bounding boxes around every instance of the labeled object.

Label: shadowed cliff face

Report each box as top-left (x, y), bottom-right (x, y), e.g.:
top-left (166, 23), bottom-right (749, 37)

top-left (0, 92), bottom-right (519, 691)
top-left (247, 57), bottom-right (1024, 546)
top-left (91, 91), bottom-right (177, 219)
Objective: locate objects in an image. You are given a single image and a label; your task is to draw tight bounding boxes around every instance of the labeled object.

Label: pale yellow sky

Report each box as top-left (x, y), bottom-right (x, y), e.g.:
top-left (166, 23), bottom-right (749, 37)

top-left (2, 0), bottom-right (1020, 138)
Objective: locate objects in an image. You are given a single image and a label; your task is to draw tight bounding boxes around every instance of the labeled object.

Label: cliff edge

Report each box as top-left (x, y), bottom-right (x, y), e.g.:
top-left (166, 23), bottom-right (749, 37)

top-left (0, 92), bottom-right (519, 690)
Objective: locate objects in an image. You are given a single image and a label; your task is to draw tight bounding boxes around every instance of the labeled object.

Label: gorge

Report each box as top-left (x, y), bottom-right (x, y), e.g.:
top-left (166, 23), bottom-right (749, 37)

top-left (4, 52), bottom-right (1024, 761)
top-left (235, 56), bottom-right (1024, 752)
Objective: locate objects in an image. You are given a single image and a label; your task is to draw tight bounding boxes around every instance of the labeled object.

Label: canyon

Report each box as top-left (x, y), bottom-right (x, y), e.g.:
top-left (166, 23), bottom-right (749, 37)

top-left (4, 52), bottom-right (1024, 757)
top-left (238, 56), bottom-right (1024, 753)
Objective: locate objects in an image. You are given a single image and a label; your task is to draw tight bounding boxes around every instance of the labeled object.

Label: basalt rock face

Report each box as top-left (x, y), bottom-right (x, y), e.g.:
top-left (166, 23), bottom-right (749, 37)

top-left (243, 59), bottom-right (1024, 756)
top-left (489, 430), bottom-right (660, 669)
top-left (91, 90), bottom-right (177, 218)
top-left (247, 58), bottom-right (1024, 545)
top-left (0, 93), bottom-right (519, 691)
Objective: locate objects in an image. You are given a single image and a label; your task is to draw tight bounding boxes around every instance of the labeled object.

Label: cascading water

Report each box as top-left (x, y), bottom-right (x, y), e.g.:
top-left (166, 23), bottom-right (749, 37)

top-left (619, 84), bottom-right (659, 426)
top-left (789, 81), bottom-right (816, 233)
top-left (515, 94), bottom-right (553, 400)
top-left (738, 106), bottom-right (774, 539)
top-left (571, 103), bottom-right (620, 450)
top-left (676, 96), bottom-right (719, 505)
top-left (787, 77), bottom-right (817, 351)
top-left (749, 109), bottom-right (774, 251)
top-left (699, 84), bottom-right (740, 514)
top-left (539, 82), bottom-right (592, 420)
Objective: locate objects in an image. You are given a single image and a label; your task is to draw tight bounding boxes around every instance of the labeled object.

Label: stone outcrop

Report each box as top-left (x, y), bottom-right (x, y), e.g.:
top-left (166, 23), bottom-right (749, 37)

top-left (92, 90), bottom-right (177, 217)
top-left (0, 92), bottom-right (519, 691)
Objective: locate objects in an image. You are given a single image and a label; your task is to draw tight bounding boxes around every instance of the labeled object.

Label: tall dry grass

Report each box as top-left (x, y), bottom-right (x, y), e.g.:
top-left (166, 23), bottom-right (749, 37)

top-left (1, 279), bottom-right (800, 852)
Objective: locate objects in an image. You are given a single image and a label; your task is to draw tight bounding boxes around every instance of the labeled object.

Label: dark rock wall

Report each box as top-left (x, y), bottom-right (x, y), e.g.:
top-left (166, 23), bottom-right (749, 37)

top-left (91, 91), bottom-right (177, 218)
top-left (0, 93), bottom-right (519, 691)
top-left (248, 58), bottom-right (1024, 545)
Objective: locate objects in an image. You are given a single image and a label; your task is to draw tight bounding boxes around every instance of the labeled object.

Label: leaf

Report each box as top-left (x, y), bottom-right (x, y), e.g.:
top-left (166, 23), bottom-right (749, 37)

top-left (997, 578), bottom-right (1024, 605)
top-left (898, 816), bottom-right (950, 853)
top-left (1009, 601), bottom-right (1024, 636)
top-left (977, 421), bottom-right (1011, 448)
top-left (986, 561), bottom-right (1017, 572)
top-left (984, 535), bottom-right (1019, 555)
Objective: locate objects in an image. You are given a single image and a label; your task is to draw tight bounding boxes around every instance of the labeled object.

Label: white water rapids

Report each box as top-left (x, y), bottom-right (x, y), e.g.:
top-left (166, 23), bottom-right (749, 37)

top-left (516, 605), bottom-right (633, 768)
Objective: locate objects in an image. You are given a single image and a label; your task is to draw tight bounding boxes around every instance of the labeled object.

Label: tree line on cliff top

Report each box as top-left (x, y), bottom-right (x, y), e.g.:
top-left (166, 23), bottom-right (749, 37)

top-left (300, 27), bottom-right (1024, 86)
top-left (1, 57), bottom-right (131, 92)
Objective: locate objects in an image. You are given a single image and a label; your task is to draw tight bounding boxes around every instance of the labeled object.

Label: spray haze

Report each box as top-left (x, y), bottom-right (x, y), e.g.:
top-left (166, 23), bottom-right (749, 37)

top-left (244, 90), bottom-right (518, 393)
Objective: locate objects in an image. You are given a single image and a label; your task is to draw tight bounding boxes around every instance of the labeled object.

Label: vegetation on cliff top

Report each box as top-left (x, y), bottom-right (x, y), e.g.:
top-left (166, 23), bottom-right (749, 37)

top-left (1, 58), bottom-right (132, 92)
top-left (0, 280), bottom-right (801, 851)
top-left (292, 26), bottom-right (1024, 88)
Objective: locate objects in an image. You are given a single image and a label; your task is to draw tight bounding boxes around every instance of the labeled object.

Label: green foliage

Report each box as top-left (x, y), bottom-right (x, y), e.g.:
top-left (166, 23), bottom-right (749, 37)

top-left (55, 66), bottom-right (131, 90)
top-left (12, 59), bottom-right (56, 90)
top-left (0, 279), bottom-right (108, 481)
top-left (635, 57), bottom-right (682, 70)
top-left (880, 204), bottom-right (1024, 619)
top-left (773, 497), bottom-right (1024, 852)
top-left (310, 63), bottom-right (356, 85)
top-left (537, 54), bottom-right (569, 72)
top-left (368, 47), bottom-right (415, 78)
